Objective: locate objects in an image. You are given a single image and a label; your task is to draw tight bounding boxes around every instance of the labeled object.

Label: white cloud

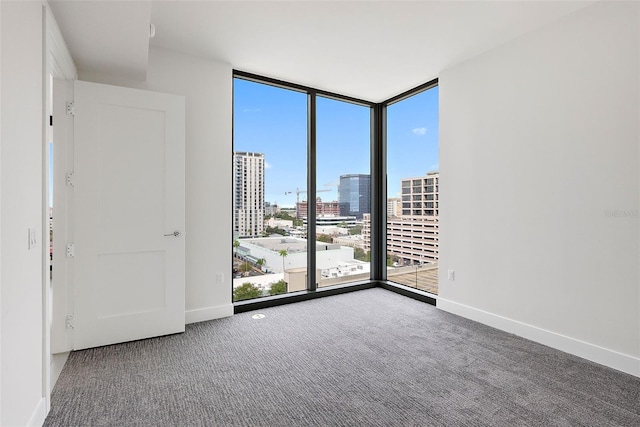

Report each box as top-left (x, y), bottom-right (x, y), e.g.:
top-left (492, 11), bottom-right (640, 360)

top-left (412, 127), bottom-right (427, 136)
top-left (242, 108), bottom-right (261, 113)
top-left (265, 162), bottom-right (272, 169)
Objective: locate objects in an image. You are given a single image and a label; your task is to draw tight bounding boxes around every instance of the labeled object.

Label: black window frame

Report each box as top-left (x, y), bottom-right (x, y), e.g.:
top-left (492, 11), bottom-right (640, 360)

top-left (233, 70), bottom-right (438, 313)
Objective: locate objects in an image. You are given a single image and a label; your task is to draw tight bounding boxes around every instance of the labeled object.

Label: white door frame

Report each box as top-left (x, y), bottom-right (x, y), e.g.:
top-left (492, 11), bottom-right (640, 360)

top-left (50, 79), bottom-right (74, 356)
top-left (44, 3), bottom-right (77, 412)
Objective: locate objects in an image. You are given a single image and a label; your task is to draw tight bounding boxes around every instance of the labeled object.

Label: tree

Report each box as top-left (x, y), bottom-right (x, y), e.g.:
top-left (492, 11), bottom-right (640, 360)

top-left (266, 226), bottom-right (287, 236)
top-left (354, 247), bottom-right (370, 262)
top-left (256, 258), bottom-right (266, 271)
top-left (233, 282), bottom-right (263, 302)
top-left (279, 249), bottom-right (288, 272)
top-left (233, 240), bottom-right (240, 257)
top-left (349, 225), bottom-right (362, 235)
top-left (275, 211), bottom-right (295, 221)
top-left (269, 280), bottom-right (287, 296)
top-left (317, 234), bottom-right (332, 243)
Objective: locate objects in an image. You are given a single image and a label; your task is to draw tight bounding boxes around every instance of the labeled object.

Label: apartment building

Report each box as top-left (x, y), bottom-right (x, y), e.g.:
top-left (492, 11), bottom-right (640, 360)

top-left (364, 172), bottom-right (439, 265)
top-left (401, 172), bottom-right (439, 217)
top-left (233, 152), bottom-right (265, 237)
top-left (264, 202), bottom-right (280, 217)
top-left (387, 197), bottom-right (402, 218)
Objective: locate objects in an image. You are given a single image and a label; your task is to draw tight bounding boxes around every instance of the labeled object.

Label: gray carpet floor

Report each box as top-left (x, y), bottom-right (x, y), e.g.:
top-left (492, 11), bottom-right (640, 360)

top-left (45, 288), bottom-right (640, 426)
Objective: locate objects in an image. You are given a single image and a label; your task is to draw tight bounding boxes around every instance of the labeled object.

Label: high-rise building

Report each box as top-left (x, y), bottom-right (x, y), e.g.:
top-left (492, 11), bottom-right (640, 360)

top-left (400, 172), bottom-right (439, 217)
top-left (339, 174), bottom-right (370, 219)
top-left (264, 202), bottom-right (280, 217)
top-left (233, 151), bottom-right (265, 237)
top-left (387, 197), bottom-right (402, 218)
top-left (363, 172), bottom-right (439, 265)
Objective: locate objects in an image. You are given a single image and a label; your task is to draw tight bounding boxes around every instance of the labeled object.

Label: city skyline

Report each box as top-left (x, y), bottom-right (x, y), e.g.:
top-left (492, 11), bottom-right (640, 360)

top-left (233, 78), bottom-right (438, 208)
top-left (233, 78), bottom-right (441, 297)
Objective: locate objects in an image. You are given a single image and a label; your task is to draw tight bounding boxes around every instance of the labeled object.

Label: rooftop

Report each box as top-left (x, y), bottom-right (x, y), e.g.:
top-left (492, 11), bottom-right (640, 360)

top-left (243, 237), bottom-right (342, 254)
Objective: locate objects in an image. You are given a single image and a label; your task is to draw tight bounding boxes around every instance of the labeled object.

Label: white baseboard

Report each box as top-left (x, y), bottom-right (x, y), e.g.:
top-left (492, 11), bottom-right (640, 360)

top-left (185, 304), bottom-right (233, 324)
top-left (437, 297), bottom-right (640, 378)
top-left (27, 397), bottom-right (47, 427)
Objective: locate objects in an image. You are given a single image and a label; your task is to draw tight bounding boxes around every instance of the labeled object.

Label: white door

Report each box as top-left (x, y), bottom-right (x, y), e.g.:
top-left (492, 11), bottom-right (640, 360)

top-left (73, 80), bottom-right (185, 350)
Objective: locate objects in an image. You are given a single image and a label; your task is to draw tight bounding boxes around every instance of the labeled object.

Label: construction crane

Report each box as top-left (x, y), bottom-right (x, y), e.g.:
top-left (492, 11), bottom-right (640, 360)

top-left (284, 187), bottom-right (331, 206)
top-left (286, 187), bottom-right (332, 219)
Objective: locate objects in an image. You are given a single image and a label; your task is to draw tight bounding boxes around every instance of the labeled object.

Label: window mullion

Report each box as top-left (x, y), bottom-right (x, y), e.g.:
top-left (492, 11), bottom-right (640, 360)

top-left (307, 92), bottom-right (317, 291)
top-left (370, 104), bottom-right (387, 281)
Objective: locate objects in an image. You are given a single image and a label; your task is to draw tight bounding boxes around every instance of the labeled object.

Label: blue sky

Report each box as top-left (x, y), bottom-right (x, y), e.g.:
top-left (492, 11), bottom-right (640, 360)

top-left (387, 87), bottom-right (439, 198)
top-left (234, 78), bottom-right (438, 207)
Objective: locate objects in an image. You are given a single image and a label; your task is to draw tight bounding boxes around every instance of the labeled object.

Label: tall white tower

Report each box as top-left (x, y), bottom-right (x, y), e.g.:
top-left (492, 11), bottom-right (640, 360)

top-left (233, 152), bottom-right (265, 237)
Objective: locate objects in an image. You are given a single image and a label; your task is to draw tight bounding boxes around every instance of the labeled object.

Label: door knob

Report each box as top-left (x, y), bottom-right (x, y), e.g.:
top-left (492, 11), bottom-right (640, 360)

top-left (164, 231), bottom-right (181, 237)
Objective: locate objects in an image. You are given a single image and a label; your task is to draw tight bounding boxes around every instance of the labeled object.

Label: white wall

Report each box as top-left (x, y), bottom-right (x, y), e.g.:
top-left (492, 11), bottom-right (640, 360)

top-left (1, 1), bottom-right (48, 425)
top-left (0, 0), bottom-right (3, 422)
top-left (80, 46), bottom-right (234, 324)
top-left (439, 1), bottom-right (640, 376)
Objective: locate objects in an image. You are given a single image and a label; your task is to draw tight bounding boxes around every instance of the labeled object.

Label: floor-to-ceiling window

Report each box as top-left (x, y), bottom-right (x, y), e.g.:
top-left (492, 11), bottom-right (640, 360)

top-left (232, 78), bottom-right (308, 301)
top-left (316, 96), bottom-right (371, 287)
top-left (384, 83), bottom-right (439, 294)
top-left (232, 71), bottom-right (437, 304)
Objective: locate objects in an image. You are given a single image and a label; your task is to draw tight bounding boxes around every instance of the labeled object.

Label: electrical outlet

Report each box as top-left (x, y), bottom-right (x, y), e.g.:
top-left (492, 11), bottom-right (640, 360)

top-left (448, 270), bottom-right (455, 281)
top-left (216, 272), bottom-right (224, 284)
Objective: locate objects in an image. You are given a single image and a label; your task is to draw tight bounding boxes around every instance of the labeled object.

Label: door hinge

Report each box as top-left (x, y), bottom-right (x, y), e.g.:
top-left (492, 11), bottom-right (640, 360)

top-left (49, 115), bottom-right (53, 126)
top-left (65, 171), bottom-right (74, 187)
top-left (66, 243), bottom-right (75, 258)
top-left (66, 101), bottom-right (75, 116)
top-left (65, 314), bottom-right (74, 329)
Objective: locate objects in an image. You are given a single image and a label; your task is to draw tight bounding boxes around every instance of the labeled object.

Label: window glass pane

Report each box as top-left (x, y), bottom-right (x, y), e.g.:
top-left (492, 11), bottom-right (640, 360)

top-left (386, 86), bottom-right (439, 294)
top-left (316, 96), bottom-right (370, 286)
top-left (232, 78), bottom-right (307, 301)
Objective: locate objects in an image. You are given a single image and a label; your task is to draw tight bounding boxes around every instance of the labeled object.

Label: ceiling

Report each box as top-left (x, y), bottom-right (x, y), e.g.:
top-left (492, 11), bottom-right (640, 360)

top-left (50, 0), bottom-right (594, 102)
